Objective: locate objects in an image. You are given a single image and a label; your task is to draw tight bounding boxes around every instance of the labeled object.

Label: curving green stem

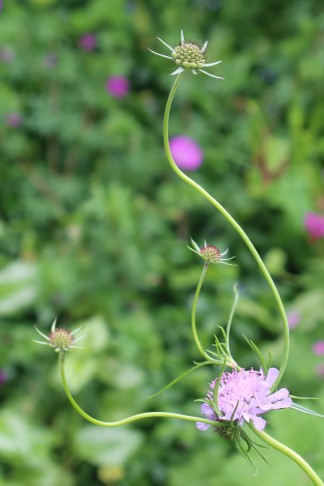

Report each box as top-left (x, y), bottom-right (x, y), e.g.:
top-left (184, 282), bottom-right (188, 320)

top-left (192, 263), bottom-right (238, 368)
top-left (191, 263), bottom-right (212, 361)
top-left (59, 353), bottom-right (225, 429)
top-left (249, 424), bottom-right (324, 485)
top-left (163, 72), bottom-right (289, 391)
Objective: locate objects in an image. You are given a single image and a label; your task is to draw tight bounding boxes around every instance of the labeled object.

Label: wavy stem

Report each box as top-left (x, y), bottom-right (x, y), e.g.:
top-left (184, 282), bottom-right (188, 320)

top-left (191, 263), bottom-right (212, 360)
top-left (163, 73), bottom-right (289, 391)
top-left (249, 424), bottom-right (324, 485)
top-left (59, 353), bottom-right (224, 429)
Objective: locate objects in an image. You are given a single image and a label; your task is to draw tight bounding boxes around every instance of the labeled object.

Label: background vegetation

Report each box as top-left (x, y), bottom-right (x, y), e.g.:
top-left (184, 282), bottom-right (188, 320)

top-left (0, 1), bottom-right (323, 485)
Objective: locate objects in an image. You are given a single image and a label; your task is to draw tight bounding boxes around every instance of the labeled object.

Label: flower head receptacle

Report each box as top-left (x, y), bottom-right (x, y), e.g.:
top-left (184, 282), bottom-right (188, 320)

top-left (149, 30), bottom-right (224, 79)
top-left (34, 319), bottom-right (85, 353)
top-left (188, 238), bottom-right (236, 266)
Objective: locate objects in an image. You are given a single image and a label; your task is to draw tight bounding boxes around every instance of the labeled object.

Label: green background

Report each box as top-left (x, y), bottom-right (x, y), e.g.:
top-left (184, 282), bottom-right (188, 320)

top-left (0, 1), bottom-right (323, 485)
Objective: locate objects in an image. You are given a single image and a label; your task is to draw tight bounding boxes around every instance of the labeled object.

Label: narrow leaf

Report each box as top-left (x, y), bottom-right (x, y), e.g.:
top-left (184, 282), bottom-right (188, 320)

top-left (148, 361), bottom-right (212, 399)
top-left (242, 334), bottom-right (268, 372)
top-left (291, 402), bottom-right (324, 418)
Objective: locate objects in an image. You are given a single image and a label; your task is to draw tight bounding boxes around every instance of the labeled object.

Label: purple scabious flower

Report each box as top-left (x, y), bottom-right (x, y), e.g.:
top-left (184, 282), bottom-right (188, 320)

top-left (304, 212), bottom-right (324, 240)
top-left (169, 135), bottom-right (203, 171)
top-left (196, 368), bottom-right (292, 432)
top-left (105, 76), bottom-right (129, 98)
top-left (79, 33), bottom-right (97, 52)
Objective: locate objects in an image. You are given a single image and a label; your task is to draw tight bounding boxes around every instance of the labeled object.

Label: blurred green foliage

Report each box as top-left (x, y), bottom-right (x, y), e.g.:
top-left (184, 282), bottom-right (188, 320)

top-left (0, 1), bottom-right (324, 485)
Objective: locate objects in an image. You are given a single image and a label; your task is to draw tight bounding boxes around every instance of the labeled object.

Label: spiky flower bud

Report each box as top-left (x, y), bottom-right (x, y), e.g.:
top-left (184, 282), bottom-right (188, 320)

top-left (148, 30), bottom-right (224, 79)
top-left (48, 328), bottom-right (74, 352)
top-left (187, 238), bottom-right (236, 266)
top-left (199, 244), bottom-right (222, 264)
top-left (34, 319), bottom-right (85, 353)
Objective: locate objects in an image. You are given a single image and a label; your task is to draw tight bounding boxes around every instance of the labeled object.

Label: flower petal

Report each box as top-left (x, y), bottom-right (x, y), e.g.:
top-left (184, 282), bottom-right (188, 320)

top-left (252, 416), bottom-right (267, 431)
top-left (201, 403), bottom-right (217, 420)
top-left (265, 368), bottom-right (279, 387)
top-left (196, 421), bottom-right (210, 431)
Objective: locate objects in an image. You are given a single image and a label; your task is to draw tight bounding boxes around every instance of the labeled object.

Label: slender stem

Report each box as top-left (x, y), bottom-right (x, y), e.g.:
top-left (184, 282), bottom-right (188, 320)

top-left (225, 284), bottom-right (239, 362)
top-left (191, 264), bottom-right (239, 368)
top-left (59, 354), bottom-right (224, 429)
top-left (163, 73), bottom-right (289, 391)
top-left (191, 263), bottom-right (211, 360)
top-left (249, 424), bottom-right (324, 485)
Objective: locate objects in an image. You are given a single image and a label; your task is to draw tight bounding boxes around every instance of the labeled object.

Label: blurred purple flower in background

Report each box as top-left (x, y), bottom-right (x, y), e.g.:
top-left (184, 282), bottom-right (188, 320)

top-left (304, 212), bottom-right (324, 240)
top-left (313, 341), bottom-right (324, 356)
top-left (79, 33), bottom-right (97, 51)
top-left (0, 370), bottom-right (7, 385)
top-left (169, 135), bottom-right (203, 171)
top-left (287, 310), bottom-right (300, 329)
top-left (6, 113), bottom-right (22, 128)
top-left (105, 76), bottom-right (129, 98)
top-left (43, 52), bottom-right (58, 69)
top-left (0, 0), bottom-right (2, 12)
top-left (316, 364), bottom-right (324, 380)
top-left (0, 47), bottom-right (14, 63)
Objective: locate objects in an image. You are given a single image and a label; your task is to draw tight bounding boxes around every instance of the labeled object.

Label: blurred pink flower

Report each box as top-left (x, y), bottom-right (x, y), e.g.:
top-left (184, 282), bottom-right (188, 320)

top-left (169, 135), bottom-right (203, 171)
top-left (0, 47), bottom-right (14, 63)
top-left (313, 341), bottom-right (324, 356)
top-left (79, 33), bottom-right (97, 52)
top-left (6, 113), bottom-right (22, 128)
top-left (316, 364), bottom-right (324, 380)
top-left (304, 212), bottom-right (324, 240)
top-left (0, 370), bottom-right (7, 385)
top-left (44, 53), bottom-right (58, 69)
top-left (105, 76), bottom-right (129, 98)
top-left (287, 310), bottom-right (300, 329)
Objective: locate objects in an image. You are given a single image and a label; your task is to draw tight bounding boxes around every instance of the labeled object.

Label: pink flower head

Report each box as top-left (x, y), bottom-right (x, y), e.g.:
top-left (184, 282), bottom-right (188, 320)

top-left (105, 76), bottom-right (129, 98)
top-left (304, 212), bottom-right (324, 240)
top-left (287, 310), bottom-right (300, 330)
top-left (313, 341), bottom-right (324, 356)
top-left (79, 33), bottom-right (97, 52)
top-left (169, 135), bottom-right (203, 171)
top-left (6, 113), bottom-right (22, 128)
top-left (196, 368), bottom-right (292, 432)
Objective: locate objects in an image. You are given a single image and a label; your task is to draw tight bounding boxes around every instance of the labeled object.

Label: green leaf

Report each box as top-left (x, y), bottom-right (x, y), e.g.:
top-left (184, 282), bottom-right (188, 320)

top-left (290, 403), bottom-right (324, 418)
